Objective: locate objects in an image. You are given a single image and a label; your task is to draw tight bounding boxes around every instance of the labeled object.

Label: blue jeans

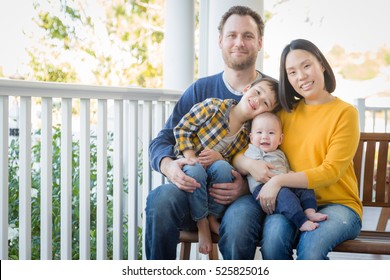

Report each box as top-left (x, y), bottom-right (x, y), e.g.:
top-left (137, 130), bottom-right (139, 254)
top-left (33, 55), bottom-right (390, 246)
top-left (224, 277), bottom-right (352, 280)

top-left (253, 185), bottom-right (317, 228)
top-left (260, 204), bottom-right (362, 260)
top-left (183, 161), bottom-right (233, 220)
top-left (145, 184), bottom-right (263, 259)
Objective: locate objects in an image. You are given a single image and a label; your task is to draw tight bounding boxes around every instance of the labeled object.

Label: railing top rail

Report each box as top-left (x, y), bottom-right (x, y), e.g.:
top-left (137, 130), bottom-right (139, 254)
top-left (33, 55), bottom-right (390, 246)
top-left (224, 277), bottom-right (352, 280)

top-left (0, 79), bottom-right (182, 101)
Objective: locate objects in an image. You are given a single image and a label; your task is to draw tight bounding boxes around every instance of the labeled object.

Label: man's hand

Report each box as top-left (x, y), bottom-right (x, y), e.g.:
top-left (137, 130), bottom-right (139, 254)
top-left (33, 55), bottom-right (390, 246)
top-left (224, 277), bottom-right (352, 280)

top-left (160, 157), bottom-right (200, 192)
top-left (209, 169), bottom-right (249, 205)
top-left (198, 148), bottom-right (223, 168)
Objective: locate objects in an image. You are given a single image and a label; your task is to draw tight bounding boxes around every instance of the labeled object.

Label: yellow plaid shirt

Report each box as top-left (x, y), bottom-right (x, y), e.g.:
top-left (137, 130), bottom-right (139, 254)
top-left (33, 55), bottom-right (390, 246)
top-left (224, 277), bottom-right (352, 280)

top-left (174, 98), bottom-right (250, 162)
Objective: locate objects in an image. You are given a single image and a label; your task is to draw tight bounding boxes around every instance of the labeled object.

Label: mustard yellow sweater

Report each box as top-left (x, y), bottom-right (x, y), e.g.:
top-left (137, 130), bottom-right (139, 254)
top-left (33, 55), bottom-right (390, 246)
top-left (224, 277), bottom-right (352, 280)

top-left (278, 98), bottom-right (363, 220)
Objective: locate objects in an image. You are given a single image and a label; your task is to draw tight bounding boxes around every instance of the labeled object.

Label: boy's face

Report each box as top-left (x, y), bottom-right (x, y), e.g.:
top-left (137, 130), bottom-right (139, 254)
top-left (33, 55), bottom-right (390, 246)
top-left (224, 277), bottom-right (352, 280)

top-left (241, 81), bottom-right (277, 118)
top-left (250, 115), bottom-right (283, 152)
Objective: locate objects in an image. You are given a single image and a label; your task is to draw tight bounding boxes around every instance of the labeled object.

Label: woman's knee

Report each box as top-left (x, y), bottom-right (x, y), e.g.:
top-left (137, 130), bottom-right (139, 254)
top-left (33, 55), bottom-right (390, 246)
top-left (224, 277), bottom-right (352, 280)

top-left (295, 204), bottom-right (362, 259)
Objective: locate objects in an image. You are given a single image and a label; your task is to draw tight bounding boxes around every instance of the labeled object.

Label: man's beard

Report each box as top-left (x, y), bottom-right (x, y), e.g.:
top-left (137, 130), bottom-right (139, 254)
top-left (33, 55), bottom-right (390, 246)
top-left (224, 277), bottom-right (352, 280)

top-left (222, 50), bottom-right (257, 71)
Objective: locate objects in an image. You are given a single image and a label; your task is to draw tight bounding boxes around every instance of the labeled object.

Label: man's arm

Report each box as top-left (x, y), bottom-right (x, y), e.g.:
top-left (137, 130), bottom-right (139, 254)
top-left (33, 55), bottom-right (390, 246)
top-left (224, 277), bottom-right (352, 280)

top-left (149, 83), bottom-right (198, 173)
top-left (148, 83), bottom-right (203, 191)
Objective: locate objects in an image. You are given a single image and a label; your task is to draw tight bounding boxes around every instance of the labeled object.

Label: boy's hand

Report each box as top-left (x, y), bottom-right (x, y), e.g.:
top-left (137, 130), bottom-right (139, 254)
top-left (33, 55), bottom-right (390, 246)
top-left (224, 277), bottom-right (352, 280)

top-left (198, 148), bottom-right (223, 168)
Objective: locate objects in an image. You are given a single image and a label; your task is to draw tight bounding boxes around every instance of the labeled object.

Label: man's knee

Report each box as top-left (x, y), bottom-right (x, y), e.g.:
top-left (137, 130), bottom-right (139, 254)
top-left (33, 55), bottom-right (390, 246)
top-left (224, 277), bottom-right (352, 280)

top-left (146, 184), bottom-right (184, 215)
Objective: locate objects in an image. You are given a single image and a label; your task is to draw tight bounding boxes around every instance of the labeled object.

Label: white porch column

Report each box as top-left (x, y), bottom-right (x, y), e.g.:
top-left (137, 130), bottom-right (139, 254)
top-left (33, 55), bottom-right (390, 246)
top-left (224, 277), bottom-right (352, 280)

top-left (199, 0), bottom-right (264, 77)
top-left (163, 0), bottom-right (195, 91)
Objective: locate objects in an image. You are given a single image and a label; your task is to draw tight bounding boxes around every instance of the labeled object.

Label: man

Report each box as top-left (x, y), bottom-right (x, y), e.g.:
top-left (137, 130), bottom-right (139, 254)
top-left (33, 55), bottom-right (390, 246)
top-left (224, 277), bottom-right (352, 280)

top-left (146, 5), bottom-right (275, 260)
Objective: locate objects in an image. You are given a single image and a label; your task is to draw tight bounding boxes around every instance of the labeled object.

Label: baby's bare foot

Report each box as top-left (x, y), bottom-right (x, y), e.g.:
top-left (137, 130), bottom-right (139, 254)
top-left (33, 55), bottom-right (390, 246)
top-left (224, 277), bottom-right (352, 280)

top-left (307, 212), bottom-right (328, 222)
top-left (299, 220), bottom-right (319, 232)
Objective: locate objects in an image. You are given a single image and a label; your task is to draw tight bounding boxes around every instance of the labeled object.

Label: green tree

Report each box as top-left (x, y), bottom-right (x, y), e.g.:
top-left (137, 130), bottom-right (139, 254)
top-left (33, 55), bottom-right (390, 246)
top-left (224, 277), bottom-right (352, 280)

top-left (28, 0), bottom-right (164, 87)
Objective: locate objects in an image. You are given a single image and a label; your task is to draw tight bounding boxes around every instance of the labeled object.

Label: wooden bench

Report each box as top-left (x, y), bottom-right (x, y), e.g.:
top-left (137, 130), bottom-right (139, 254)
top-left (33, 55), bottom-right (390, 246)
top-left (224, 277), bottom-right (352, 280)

top-left (333, 132), bottom-right (390, 255)
top-left (178, 132), bottom-right (390, 259)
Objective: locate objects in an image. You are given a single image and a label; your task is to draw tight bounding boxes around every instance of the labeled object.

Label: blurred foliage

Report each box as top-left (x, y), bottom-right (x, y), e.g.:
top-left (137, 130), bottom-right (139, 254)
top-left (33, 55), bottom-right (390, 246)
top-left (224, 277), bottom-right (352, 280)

top-left (28, 0), bottom-right (164, 87)
top-left (328, 44), bottom-right (390, 80)
top-left (378, 46), bottom-right (390, 66)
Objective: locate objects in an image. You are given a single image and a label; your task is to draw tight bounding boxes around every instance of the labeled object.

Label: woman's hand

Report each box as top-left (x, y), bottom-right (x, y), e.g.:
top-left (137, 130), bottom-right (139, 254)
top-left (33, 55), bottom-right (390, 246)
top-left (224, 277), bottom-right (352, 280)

top-left (209, 169), bottom-right (248, 205)
top-left (160, 157), bottom-right (200, 192)
top-left (257, 176), bottom-right (282, 214)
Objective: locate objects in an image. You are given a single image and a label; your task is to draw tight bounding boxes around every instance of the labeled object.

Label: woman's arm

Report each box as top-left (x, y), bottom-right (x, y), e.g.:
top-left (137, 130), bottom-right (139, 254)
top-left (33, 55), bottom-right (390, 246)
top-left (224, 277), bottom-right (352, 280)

top-left (233, 151), bottom-right (276, 183)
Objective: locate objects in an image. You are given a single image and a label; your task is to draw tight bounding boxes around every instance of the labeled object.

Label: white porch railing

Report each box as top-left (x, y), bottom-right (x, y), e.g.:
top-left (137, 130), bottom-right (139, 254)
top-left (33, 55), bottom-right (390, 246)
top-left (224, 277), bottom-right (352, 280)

top-left (0, 79), bottom-right (180, 260)
top-left (355, 98), bottom-right (390, 133)
top-left (0, 79), bottom-right (389, 260)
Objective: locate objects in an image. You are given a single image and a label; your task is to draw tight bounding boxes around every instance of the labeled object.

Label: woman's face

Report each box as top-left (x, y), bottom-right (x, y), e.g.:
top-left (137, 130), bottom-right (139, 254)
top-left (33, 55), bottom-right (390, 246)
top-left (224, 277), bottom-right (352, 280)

top-left (285, 49), bottom-right (327, 104)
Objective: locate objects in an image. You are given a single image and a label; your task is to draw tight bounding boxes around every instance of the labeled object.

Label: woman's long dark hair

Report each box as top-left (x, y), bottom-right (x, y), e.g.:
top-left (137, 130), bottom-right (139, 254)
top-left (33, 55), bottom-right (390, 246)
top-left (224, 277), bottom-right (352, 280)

top-left (279, 39), bottom-right (336, 112)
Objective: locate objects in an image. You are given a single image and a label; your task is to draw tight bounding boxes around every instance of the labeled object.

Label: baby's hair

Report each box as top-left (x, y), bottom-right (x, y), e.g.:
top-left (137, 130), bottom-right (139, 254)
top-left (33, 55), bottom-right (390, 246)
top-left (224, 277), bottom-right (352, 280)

top-left (250, 112), bottom-right (282, 132)
top-left (253, 111), bottom-right (282, 126)
top-left (250, 77), bottom-right (281, 113)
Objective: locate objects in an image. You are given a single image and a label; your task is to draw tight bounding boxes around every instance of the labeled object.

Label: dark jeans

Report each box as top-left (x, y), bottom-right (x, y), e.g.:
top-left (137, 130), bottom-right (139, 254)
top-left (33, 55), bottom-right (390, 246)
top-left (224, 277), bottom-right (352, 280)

top-left (252, 185), bottom-right (317, 228)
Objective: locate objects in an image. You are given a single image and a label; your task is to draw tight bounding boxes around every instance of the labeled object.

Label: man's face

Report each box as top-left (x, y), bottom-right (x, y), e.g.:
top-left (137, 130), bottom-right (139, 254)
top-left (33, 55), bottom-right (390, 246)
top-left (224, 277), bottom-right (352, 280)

top-left (219, 14), bottom-right (262, 70)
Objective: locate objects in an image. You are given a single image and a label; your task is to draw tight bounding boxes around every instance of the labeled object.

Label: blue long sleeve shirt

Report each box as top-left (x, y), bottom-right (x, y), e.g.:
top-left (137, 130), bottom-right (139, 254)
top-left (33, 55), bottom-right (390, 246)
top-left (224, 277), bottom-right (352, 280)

top-left (149, 71), bottom-right (269, 173)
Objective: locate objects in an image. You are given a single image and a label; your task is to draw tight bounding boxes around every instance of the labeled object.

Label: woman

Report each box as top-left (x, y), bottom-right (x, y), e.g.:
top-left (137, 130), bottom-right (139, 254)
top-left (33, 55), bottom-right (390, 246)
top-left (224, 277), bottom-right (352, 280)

top-left (234, 39), bottom-right (363, 259)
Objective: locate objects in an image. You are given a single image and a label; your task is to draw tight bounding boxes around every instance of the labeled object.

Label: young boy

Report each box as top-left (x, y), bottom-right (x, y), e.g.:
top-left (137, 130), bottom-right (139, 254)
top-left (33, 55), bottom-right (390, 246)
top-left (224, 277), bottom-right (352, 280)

top-left (245, 112), bottom-right (328, 232)
top-left (173, 77), bottom-right (279, 254)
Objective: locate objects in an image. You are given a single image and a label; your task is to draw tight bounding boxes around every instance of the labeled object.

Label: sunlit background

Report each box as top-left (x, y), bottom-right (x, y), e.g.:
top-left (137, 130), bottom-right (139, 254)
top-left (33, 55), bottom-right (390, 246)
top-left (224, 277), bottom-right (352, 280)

top-left (1, 0), bottom-right (389, 105)
top-left (263, 0), bottom-right (390, 106)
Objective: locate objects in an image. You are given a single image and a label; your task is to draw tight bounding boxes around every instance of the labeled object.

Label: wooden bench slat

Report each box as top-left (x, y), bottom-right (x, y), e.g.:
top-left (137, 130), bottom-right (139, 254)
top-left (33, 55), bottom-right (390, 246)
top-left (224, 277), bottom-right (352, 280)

top-left (333, 240), bottom-right (390, 255)
top-left (376, 141), bottom-right (388, 202)
top-left (354, 140), bottom-right (364, 190)
top-left (376, 208), bottom-right (390, 231)
top-left (363, 141), bottom-right (376, 202)
top-left (334, 133), bottom-right (390, 256)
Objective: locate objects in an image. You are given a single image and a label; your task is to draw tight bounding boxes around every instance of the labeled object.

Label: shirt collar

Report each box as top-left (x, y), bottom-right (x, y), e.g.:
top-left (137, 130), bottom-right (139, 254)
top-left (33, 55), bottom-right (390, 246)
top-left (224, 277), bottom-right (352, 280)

top-left (222, 71), bottom-right (262, 96)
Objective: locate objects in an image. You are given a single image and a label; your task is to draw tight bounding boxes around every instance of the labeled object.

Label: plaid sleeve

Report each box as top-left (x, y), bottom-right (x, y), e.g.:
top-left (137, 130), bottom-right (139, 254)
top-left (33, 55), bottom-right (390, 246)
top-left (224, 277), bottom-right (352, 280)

top-left (173, 99), bottom-right (217, 153)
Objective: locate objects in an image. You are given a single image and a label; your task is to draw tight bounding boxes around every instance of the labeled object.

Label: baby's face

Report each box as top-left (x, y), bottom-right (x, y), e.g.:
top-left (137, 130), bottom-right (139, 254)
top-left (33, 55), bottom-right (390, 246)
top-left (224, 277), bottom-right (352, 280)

top-left (250, 115), bottom-right (283, 152)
